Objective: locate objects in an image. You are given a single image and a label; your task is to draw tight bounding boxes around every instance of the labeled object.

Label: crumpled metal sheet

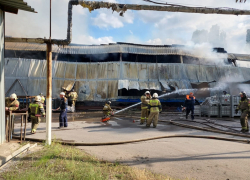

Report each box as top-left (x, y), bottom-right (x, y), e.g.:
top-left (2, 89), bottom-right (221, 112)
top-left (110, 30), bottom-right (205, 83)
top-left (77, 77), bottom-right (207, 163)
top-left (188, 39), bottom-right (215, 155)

top-left (148, 82), bottom-right (161, 91)
top-left (76, 81), bottom-right (96, 101)
top-left (139, 81), bottom-right (148, 90)
top-left (159, 80), bottom-right (171, 91)
top-left (118, 80), bottom-right (129, 90)
top-left (62, 80), bottom-right (75, 91)
top-left (129, 81), bottom-right (139, 90)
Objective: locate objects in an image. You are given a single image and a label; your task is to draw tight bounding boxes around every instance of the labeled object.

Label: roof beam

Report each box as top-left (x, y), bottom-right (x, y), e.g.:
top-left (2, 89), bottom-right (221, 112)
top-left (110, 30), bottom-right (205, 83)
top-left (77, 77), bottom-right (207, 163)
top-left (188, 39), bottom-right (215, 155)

top-left (0, 1), bottom-right (36, 13)
top-left (0, 5), bottom-right (18, 14)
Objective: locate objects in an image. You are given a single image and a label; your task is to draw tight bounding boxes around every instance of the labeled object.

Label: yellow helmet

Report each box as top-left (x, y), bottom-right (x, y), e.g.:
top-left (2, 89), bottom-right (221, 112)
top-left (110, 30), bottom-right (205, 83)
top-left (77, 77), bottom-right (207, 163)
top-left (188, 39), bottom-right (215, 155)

top-left (35, 95), bottom-right (41, 102)
top-left (10, 93), bottom-right (17, 100)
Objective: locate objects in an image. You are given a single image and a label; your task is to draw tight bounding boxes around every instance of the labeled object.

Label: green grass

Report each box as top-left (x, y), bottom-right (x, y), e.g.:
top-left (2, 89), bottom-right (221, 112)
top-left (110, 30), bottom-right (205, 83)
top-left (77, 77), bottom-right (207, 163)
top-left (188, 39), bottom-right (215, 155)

top-left (1, 142), bottom-right (173, 180)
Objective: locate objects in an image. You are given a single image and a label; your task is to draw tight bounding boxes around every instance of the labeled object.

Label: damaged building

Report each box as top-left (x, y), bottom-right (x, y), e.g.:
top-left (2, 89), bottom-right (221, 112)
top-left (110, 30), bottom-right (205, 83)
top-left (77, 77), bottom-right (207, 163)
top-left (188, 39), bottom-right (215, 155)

top-left (4, 42), bottom-right (250, 107)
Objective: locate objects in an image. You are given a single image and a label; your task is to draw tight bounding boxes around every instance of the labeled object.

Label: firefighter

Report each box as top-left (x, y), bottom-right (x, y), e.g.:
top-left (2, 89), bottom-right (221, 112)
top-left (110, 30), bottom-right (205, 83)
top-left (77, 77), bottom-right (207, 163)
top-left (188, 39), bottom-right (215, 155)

top-left (235, 91), bottom-right (249, 133)
top-left (56, 92), bottom-right (68, 128)
top-left (183, 92), bottom-right (195, 120)
top-left (146, 93), bottom-right (162, 128)
top-left (39, 93), bottom-right (45, 104)
top-left (140, 91), bottom-right (151, 125)
top-left (223, 91), bottom-right (230, 96)
top-left (68, 89), bottom-right (78, 112)
top-left (103, 101), bottom-right (112, 117)
top-left (5, 93), bottom-right (19, 111)
top-left (28, 96), bottom-right (45, 134)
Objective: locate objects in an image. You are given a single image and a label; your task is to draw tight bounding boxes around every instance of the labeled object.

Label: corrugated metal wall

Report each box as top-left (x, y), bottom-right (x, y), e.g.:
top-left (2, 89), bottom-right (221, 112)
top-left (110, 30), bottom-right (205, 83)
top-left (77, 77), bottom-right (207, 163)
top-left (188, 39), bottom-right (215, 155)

top-left (4, 58), bottom-right (249, 101)
top-left (0, 10), bottom-right (5, 144)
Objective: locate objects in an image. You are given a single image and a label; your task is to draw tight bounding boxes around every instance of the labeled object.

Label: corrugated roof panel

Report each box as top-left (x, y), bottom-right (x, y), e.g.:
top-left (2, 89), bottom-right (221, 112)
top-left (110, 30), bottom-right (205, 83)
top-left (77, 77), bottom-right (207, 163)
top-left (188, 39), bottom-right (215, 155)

top-left (4, 78), bottom-right (16, 96)
top-left (16, 59), bottom-right (31, 77)
top-left (4, 58), bottom-right (19, 77)
top-left (76, 63), bottom-right (87, 79)
top-left (64, 63), bottom-right (76, 79)
top-left (97, 63), bottom-right (107, 79)
top-left (0, 0), bottom-right (36, 13)
top-left (138, 63), bottom-right (148, 80)
top-left (29, 60), bottom-right (43, 77)
top-left (107, 63), bottom-right (119, 79)
top-left (52, 79), bottom-right (64, 98)
top-left (123, 63), bottom-right (138, 79)
top-left (62, 80), bottom-right (75, 91)
top-left (96, 81), bottom-right (108, 100)
top-left (87, 63), bottom-right (98, 79)
top-left (27, 79), bottom-right (40, 96)
top-left (54, 61), bottom-right (65, 78)
top-left (148, 64), bottom-right (158, 80)
top-left (107, 81), bottom-right (118, 98)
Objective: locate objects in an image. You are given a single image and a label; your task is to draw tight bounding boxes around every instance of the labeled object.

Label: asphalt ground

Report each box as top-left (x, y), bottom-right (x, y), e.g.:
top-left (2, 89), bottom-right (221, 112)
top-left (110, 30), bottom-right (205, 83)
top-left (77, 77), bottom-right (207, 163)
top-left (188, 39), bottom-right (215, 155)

top-left (11, 111), bottom-right (250, 180)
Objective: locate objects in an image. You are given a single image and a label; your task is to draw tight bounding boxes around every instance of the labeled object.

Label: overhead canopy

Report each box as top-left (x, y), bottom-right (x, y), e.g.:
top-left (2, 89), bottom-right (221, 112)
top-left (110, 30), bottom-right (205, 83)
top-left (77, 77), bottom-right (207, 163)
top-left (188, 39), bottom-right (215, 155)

top-left (5, 42), bottom-right (250, 61)
top-left (0, 0), bottom-right (36, 14)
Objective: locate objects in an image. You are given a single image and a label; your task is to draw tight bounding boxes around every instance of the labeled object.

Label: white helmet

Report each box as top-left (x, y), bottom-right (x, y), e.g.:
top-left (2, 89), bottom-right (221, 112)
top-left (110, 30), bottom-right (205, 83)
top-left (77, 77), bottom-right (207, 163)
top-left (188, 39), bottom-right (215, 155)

top-left (35, 95), bottom-right (41, 102)
top-left (108, 101), bottom-right (111, 104)
top-left (153, 93), bottom-right (158, 98)
top-left (10, 93), bottom-right (17, 100)
top-left (60, 92), bottom-right (65, 96)
top-left (145, 91), bottom-right (150, 95)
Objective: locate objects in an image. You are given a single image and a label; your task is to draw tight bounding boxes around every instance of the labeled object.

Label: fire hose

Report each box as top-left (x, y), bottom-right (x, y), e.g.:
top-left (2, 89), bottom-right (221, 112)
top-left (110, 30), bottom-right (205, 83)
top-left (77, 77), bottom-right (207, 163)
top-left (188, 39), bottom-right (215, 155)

top-left (12, 119), bottom-right (250, 146)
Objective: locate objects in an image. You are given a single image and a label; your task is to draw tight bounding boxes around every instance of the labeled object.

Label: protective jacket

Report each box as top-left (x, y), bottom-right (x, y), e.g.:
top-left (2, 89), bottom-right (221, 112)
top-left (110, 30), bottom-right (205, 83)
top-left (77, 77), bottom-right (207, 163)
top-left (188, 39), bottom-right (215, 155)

top-left (69, 92), bottom-right (78, 101)
top-left (40, 96), bottom-right (45, 104)
top-left (5, 98), bottom-right (19, 111)
top-left (141, 95), bottom-right (151, 109)
top-left (148, 99), bottom-right (162, 113)
top-left (28, 101), bottom-right (45, 117)
top-left (184, 95), bottom-right (196, 109)
top-left (103, 103), bottom-right (112, 111)
top-left (60, 97), bottom-right (68, 110)
top-left (237, 97), bottom-right (250, 112)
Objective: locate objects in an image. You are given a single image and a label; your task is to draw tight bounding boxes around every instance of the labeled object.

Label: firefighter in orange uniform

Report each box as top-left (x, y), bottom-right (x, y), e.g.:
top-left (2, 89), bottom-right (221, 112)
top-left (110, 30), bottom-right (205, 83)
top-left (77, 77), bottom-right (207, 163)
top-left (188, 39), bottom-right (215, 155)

top-left (183, 92), bottom-right (196, 120)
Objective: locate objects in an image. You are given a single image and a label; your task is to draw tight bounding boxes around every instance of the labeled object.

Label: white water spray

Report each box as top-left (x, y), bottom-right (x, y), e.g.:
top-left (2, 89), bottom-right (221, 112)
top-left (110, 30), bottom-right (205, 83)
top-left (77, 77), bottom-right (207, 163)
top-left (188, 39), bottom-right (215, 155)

top-left (114, 86), bottom-right (225, 115)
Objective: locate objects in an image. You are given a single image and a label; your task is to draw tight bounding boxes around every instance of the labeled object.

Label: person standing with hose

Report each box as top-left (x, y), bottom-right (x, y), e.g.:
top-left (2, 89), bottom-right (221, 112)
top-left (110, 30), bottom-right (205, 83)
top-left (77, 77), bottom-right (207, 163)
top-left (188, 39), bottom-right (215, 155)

top-left (140, 91), bottom-right (151, 125)
top-left (183, 92), bottom-right (196, 120)
top-left (235, 91), bottom-right (250, 133)
top-left (146, 93), bottom-right (162, 128)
